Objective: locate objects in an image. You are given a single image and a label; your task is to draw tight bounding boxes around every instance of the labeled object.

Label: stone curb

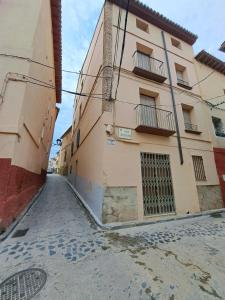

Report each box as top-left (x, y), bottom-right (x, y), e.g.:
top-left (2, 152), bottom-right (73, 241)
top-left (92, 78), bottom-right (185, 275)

top-left (66, 178), bottom-right (225, 231)
top-left (66, 179), bottom-right (110, 230)
top-left (0, 183), bottom-right (46, 242)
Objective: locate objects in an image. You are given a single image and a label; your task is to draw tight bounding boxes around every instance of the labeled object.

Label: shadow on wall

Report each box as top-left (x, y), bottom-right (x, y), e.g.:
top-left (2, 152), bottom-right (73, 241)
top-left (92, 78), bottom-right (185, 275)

top-left (58, 166), bottom-right (68, 176)
top-left (68, 172), bottom-right (104, 222)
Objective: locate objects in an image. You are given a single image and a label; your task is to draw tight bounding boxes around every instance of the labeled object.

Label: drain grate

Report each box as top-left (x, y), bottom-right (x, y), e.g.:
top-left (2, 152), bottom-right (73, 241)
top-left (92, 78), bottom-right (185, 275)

top-left (0, 268), bottom-right (47, 300)
top-left (12, 229), bottom-right (29, 238)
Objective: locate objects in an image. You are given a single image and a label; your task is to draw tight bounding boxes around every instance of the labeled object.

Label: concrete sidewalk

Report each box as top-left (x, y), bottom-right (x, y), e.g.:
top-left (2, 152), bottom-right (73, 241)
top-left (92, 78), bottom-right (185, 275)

top-left (0, 175), bottom-right (225, 299)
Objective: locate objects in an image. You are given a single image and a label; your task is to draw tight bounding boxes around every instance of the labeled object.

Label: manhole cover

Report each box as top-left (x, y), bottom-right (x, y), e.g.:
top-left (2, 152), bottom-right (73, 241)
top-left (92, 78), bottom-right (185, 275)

top-left (0, 268), bottom-right (47, 300)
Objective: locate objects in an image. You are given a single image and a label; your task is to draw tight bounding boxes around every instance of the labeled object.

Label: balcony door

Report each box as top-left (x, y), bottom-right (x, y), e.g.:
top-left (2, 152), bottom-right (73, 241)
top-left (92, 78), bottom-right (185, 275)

top-left (140, 95), bottom-right (157, 128)
top-left (137, 51), bottom-right (151, 72)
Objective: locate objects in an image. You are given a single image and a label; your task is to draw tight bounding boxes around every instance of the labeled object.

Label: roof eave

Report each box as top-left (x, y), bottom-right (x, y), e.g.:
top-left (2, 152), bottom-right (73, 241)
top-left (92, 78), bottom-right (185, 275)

top-left (109, 0), bottom-right (197, 45)
top-left (60, 126), bottom-right (72, 139)
top-left (219, 41), bottom-right (225, 53)
top-left (50, 0), bottom-right (62, 104)
top-left (195, 50), bottom-right (225, 75)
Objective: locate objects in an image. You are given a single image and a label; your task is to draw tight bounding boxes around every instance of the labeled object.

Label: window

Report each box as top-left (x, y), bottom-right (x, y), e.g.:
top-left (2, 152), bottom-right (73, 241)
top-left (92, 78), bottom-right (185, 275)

top-left (135, 43), bottom-right (152, 71)
top-left (183, 109), bottom-right (191, 125)
top-left (79, 104), bottom-right (82, 121)
top-left (176, 70), bottom-right (184, 81)
top-left (192, 156), bottom-right (206, 181)
top-left (182, 105), bottom-right (200, 133)
top-left (171, 38), bottom-right (181, 49)
top-left (81, 79), bottom-right (84, 91)
top-left (175, 63), bottom-right (190, 88)
top-left (41, 125), bottom-right (45, 140)
top-left (140, 94), bottom-right (157, 127)
top-left (76, 129), bottom-right (80, 148)
top-left (212, 117), bottom-right (225, 137)
top-left (64, 150), bottom-right (67, 162)
top-left (136, 19), bottom-right (149, 33)
top-left (182, 108), bottom-right (192, 131)
top-left (71, 142), bottom-right (74, 156)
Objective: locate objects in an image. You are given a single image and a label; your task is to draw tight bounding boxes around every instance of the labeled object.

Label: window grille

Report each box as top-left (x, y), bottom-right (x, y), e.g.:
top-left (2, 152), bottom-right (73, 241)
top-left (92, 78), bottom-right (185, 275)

top-left (141, 152), bottom-right (175, 215)
top-left (192, 156), bottom-right (206, 181)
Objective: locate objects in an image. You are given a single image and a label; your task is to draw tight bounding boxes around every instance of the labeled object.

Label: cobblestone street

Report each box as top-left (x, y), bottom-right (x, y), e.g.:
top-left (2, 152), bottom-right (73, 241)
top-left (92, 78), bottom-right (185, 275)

top-left (0, 175), bottom-right (225, 299)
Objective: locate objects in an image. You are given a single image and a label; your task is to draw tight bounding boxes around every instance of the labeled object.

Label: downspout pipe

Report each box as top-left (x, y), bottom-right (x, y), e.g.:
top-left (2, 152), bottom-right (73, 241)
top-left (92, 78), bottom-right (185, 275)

top-left (161, 30), bottom-right (184, 165)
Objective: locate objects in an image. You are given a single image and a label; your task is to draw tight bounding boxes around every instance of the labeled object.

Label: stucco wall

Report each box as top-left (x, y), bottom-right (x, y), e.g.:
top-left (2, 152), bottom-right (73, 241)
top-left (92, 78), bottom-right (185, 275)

top-left (69, 7), bottom-right (106, 220)
top-left (0, 0), bottom-right (57, 174)
top-left (197, 185), bottom-right (223, 211)
top-left (58, 129), bottom-right (72, 175)
top-left (0, 0), bottom-right (58, 228)
top-left (194, 61), bottom-right (225, 149)
top-left (69, 120), bottom-right (106, 221)
top-left (70, 2), bottom-right (222, 223)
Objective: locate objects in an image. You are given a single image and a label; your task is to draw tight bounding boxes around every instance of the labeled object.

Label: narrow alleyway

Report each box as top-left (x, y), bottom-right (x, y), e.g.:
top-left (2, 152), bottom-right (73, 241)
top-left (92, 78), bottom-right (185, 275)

top-left (0, 175), bottom-right (225, 299)
top-left (8, 174), bottom-right (97, 240)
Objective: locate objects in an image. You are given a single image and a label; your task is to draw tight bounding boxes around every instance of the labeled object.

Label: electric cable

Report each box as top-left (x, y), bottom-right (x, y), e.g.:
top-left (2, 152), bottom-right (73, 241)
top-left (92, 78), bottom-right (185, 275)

top-left (114, 0), bottom-right (130, 99)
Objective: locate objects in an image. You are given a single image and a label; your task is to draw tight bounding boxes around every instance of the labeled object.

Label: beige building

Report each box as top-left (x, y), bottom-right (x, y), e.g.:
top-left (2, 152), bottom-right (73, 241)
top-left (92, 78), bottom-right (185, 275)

top-left (69, 0), bottom-right (224, 224)
top-left (58, 126), bottom-right (72, 176)
top-left (195, 50), bottom-right (225, 207)
top-left (0, 0), bottom-right (61, 230)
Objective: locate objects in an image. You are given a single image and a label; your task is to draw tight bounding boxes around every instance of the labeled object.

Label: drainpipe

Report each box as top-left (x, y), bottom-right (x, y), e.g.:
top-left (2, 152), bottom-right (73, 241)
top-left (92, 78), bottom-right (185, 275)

top-left (161, 30), bottom-right (184, 165)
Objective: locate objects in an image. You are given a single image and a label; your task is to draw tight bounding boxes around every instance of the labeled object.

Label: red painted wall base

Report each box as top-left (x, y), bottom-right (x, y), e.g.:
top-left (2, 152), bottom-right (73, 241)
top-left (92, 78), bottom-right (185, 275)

top-left (213, 148), bottom-right (225, 207)
top-left (0, 158), bottom-right (46, 231)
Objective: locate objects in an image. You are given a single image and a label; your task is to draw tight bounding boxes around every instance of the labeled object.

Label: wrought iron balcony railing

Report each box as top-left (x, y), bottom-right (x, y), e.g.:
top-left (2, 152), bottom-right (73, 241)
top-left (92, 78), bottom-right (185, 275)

top-left (185, 123), bottom-right (198, 131)
top-left (135, 104), bottom-right (175, 136)
top-left (177, 78), bottom-right (192, 90)
top-left (215, 129), bottom-right (225, 137)
top-left (133, 51), bottom-right (167, 83)
top-left (184, 123), bottom-right (201, 134)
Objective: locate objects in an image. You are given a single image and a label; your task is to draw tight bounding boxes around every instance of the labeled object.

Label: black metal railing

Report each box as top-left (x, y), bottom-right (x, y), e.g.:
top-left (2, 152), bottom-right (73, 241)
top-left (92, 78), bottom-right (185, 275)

top-left (133, 51), bottom-right (166, 77)
top-left (215, 129), bottom-right (225, 137)
top-left (185, 123), bottom-right (198, 132)
top-left (135, 104), bottom-right (175, 132)
top-left (177, 78), bottom-right (190, 87)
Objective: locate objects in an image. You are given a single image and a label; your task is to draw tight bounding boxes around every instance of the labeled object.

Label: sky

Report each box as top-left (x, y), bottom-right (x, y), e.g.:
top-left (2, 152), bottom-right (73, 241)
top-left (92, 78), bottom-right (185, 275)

top-left (50, 0), bottom-right (225, 157)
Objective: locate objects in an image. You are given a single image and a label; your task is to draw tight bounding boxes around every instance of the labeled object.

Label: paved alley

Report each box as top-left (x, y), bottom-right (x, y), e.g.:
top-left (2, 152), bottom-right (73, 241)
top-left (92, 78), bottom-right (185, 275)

top-left (1, 175), bottom-right (225, 300)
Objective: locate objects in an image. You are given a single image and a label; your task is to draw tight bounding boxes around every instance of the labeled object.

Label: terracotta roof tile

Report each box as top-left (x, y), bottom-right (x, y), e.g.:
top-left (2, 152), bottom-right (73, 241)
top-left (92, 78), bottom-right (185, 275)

top-left (109, 0), bottom-right (198, 45)
top-left (219, 41), bottom-right (225, 53)
top-left (195, 50), bottom-right (225, 75)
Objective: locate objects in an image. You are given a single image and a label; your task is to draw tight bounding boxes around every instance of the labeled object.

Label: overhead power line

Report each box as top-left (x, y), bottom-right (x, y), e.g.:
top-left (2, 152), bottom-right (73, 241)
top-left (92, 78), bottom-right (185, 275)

top-left (0, 53), bottom-right (111, 79)
top-left (114, 0), bottom-right (130, 99)
top-left (110, 2), bottom-right (122, 98)
top-left (191, 70), bottom-right (215, 88)
top-left (22, 76), bottom-right (225, 110)
top-left (3, 72), bottom-right (225, 111)
top-left (179, 70), bottom-right (215, 95)
top-left (24, 80), bottom-right (106, 99)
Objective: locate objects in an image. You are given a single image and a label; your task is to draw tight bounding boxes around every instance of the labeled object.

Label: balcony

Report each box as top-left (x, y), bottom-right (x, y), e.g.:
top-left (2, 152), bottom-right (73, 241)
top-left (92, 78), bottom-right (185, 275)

top-left (177, 78), bottom-right (192, 90)
top-left (135, 105), bottom-right (176, 136)
top-left (215, 129), bottom-right (225, 137)
top-left (133, 51), bottom-right (167, 83)
top-left (184, 123), bottom-right (201, 134)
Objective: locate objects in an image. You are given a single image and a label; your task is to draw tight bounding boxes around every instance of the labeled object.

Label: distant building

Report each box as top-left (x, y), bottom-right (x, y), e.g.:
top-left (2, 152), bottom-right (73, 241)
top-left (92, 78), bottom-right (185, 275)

top-left (0, 0), bottom-right (61, 230)
top-left (48, 157), bottom-right (57, 173)
top-left (58, 126), bottom-right (72, 176)
top-left (69, 0), bottom-right (224, 224)
top-left (54, 151), bottom-right (60, 174)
